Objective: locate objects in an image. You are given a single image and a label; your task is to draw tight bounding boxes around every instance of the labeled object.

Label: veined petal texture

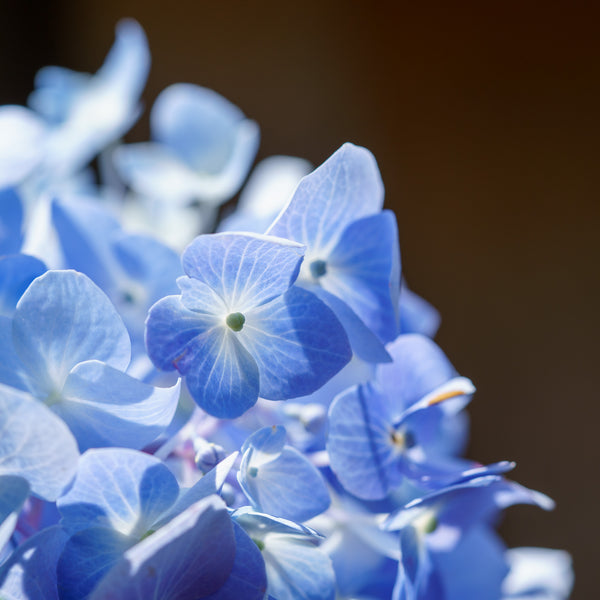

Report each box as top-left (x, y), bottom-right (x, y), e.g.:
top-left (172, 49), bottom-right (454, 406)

top-left (239, 426), bottom-right (330, 522)
top-left (0, 385), bottom-right (78, 501)
top-left (239, 286), bottom-right (352, 399)
top-left (58, 448), bottom-right (180, 537)
top-left (55, 360), bottom-right (180, 451)
top-left (12, 270), bottom-right (131, 395)
top-left (181, 232), bottom-right (304, 311)
top-left (268, 142), bottom-right (384, 255)
top-left (89, 496), bottom-right (236, 600)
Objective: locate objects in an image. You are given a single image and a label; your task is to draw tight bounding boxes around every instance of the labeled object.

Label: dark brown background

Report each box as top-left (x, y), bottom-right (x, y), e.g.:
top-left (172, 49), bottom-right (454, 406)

top-left (2, 2), bottom-right (598, 597)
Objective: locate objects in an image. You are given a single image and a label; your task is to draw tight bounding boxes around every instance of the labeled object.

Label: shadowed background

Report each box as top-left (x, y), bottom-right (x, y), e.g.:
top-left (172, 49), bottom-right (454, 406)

top-left (2, 2), bottom-right (598, 597)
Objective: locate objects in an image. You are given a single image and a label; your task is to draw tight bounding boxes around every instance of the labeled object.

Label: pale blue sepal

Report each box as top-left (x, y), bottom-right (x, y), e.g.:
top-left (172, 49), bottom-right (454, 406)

top-left (268, 142), bottom-right (384, 254)
top-left (12, 270), bottom-right (131, 396)
top-left (55, 360), bottom-right (181, 451)
top-left (181, 232), bottom-right (304, 310)
top-left (233, 508), bottom-right (333, 600)
top-left (324, 210), bottom-right (400, 344)
top-left (89, 496), bottom-right (236, 600)
top-left (0, 255), bottom-right (46, 317)
top-left (311, 287), bottom-right (391, 363)
top-left (0, 476), bottom-right (30, 551)
top-left (57, 448), bottom-right (179, 537)
top-left (144, 295), bottom-right (218, 372)
top-left (184, 328), bottom-right (260, 419)
top-left (153, 451), bottom-right (238, 528)
top-left (0, 385), bottom-right (79, 501)
top-left (239, 426), bottom-right (330, 522)
top-left (0, 525), bottom-right (68, 600)
top-left (327, 382), bottom-right (398, 500)
top-left (239, 286), bottom-right (352, 399)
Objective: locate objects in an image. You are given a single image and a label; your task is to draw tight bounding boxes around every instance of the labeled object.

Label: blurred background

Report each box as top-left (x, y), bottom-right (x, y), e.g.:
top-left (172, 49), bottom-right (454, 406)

top-left (1, 1), bottom-right (598, 596)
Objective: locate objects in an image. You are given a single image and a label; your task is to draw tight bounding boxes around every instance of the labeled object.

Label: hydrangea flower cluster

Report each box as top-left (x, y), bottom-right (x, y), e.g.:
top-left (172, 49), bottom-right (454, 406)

top-left (0, 19), bottom-right (573, 600)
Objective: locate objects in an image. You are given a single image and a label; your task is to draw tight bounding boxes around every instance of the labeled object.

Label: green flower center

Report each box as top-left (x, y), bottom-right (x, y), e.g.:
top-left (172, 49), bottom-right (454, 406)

top-left (226, 312), bottom-right (246, 331)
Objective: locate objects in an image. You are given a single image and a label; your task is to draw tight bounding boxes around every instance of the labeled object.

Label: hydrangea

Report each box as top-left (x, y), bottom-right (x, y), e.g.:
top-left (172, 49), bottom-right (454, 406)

top-left (0, 19), bottom-right (573, 600)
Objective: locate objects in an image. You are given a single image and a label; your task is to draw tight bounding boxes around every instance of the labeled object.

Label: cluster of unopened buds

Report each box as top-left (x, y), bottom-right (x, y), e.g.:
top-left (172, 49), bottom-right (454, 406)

top-left (0, 19), bottom-right (573, 600)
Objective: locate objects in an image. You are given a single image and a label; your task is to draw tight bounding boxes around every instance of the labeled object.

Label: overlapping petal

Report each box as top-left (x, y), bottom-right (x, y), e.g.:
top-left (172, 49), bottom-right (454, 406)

top-left (0, 385), bottom-right (78, 501)
top-left (12, 270), bottom-right (130, 394)
top-left (268, 143), bottom-right (384, 254)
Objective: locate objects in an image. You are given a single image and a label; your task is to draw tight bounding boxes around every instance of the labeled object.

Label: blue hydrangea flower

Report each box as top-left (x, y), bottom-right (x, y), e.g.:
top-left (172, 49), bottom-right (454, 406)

top-left (238, 425), bottom-right (330, 522)
top-left (268, 142), bottom-right (400, 363)
top-left (327, 334), bottom-right (474, 500)
top-left (233, 507), bottom-right (336, 600)
top-left (0, 270), bottom-right (180, 451)
top-left (54, 447), bottom-right (266, 599)
top-left (51, 194), bottom-right (181, 359)
top-left (146, 231), bottom-right (352, 418)
top-left (114, 83), bottom-right (259, 207)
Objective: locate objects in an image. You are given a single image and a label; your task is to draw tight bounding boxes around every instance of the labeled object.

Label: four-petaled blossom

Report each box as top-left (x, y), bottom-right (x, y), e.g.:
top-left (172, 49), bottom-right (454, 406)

top-left (146, 231), bottom-right (352, 418)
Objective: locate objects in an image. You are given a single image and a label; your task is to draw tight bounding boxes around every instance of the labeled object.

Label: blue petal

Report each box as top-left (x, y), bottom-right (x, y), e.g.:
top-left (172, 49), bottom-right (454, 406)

top-left (268, 143), bottom-right (384, 254)
top-left (433, 526), bottom-right (508, 600)
top-left (51, 197), bottom-right (122, 292)
top-left (327, 382), bottom-right (399, 500)
top-left (323, 210), bottom-right (400, 344)
top-left (95, 19), bottom-right (149, 108)
top-left (57, 448), bottom-right (179, 537)
top-left (239, 286), bottom-right (352, 399)
top-left (239, 426), bottom-right (330, 522)
top-left (0, 526), bottom-right (68, 600)
top-left (145, 295), bottom-right (218, 372)
top-left (0, 475), bottom-right (30, 551)
top-left (311, 287), bottom-right (392, 363)
top-left (0, 254), bottom-right (46, 316)
top-left (262, 527), bottom-right (335, 600)
top-left (29, 65), bottom-right (90, 124)
top-left (57, 527), bottom-right (137, 600)
top-left (399, 283), bottom-right (441, 338)
top-left (181, 232), bottom-right (304, 310)
top-left (55, 360), bottom-right (180, 451)
top-left (0, 188), bottom-right (23, 255)
top-left (233, 508), bottom-right (333, 600)
top-left (12, 270), bottom-right (131, 395)
top-left (89, 496), bottom-right (236, 600)
top-left (0, 316), bottom-right (29, 390)
top-left (152, 83), bottom-right (254, 174)
top-left (184, 327), bottom-right (260, 418)
top-left (154, 452), bottom-right (238, 527)
top-left (0, 107), bottom-right (46, 187)
top-left (376, 334), bottom-right (458, 411)
top-left (203, 522), bottom-right (267, 600)
top-left (0, 385), bottom-right (79, 501)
